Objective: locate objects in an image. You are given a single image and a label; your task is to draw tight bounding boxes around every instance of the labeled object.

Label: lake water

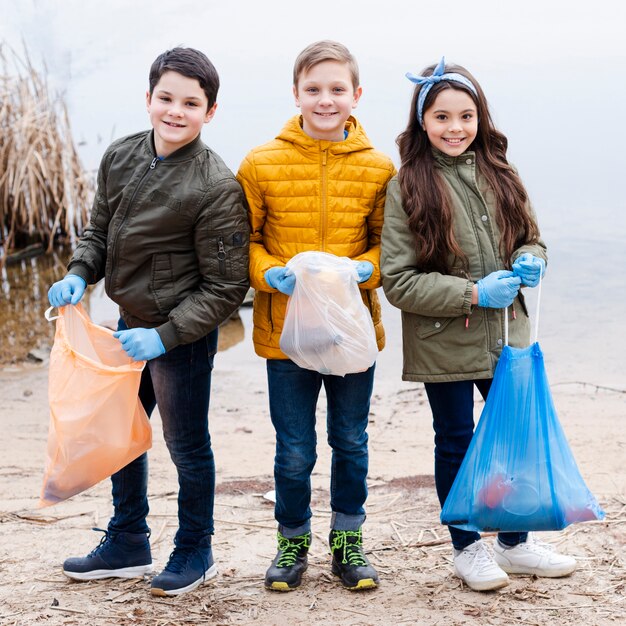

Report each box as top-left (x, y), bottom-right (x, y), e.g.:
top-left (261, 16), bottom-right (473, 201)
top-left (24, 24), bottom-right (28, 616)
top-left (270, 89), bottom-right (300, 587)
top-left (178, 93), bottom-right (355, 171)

top-left (2, 229), bottom-right (624, 391)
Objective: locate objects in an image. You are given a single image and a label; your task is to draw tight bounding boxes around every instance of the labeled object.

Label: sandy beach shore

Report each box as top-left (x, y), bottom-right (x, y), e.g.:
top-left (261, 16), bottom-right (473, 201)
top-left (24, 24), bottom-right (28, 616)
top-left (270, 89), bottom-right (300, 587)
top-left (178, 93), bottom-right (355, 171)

top-left (0, 304), bottom-right (624, 626)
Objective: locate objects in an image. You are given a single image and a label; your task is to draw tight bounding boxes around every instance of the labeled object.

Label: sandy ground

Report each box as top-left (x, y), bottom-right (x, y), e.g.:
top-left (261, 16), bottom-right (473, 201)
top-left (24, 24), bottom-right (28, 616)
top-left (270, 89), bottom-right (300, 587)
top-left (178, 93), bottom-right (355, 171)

top-left (0, 308), bottom-right (625, 626)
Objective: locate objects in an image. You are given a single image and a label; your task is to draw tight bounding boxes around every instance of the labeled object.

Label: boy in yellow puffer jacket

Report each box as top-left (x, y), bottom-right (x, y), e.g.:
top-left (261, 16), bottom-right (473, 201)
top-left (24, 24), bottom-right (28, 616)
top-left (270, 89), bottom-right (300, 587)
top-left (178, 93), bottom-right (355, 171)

top-left (237, 40), bottom-right (395, 592)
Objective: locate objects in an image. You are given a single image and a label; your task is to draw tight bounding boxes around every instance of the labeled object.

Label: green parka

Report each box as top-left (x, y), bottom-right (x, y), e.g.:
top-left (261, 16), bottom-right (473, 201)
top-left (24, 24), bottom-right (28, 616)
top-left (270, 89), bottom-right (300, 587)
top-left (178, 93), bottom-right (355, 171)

top-left (381, 150), bottom-right (547, 382)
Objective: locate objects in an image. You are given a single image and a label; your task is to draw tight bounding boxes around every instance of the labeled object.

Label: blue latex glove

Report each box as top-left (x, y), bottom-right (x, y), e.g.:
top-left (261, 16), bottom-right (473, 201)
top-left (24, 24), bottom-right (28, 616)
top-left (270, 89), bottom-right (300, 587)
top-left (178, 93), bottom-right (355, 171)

top-left (264, 267), bottom-right (296, 296)
top-left (47, 274), bottom-right (87, 307)
top-left (113, 328), bottom-right (166, 361)
top-left (476, 270), bottom-right (522, 308)
top-left (353, 261), bottom-right (374, 284)
top-left (512, 253), bottom-right (545, 288)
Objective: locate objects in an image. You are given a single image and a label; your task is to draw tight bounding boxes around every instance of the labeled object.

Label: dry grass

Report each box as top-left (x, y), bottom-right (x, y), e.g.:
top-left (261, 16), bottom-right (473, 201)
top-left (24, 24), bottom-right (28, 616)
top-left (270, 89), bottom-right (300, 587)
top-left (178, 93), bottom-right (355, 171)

top-left (0, 43), bottom-right (92, 266)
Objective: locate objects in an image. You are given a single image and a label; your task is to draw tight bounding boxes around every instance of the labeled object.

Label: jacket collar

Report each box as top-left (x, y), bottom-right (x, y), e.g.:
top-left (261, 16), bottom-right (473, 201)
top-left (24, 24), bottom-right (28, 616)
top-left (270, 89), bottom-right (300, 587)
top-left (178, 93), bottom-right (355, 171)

top-left (277, 115), bottom-right (372, 154)
top-left (143, 130), bottom-right (206, 162)
top-left (431, 147), bottom-right (476, 168)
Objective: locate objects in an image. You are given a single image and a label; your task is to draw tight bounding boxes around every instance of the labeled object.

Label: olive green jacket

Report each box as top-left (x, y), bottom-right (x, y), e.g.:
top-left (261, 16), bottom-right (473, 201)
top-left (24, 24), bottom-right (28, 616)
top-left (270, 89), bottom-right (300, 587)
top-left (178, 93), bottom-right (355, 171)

top-left (68, 131), bottom-right (250, 351)
top-left (381, 151), bottom-right (547, 382)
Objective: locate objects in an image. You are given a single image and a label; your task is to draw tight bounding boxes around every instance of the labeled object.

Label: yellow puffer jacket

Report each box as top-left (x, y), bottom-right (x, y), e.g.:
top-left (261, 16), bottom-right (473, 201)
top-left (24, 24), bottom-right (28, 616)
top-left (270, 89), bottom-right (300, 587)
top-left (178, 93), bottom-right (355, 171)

top-left (237, 115), bottom-right (396, 359)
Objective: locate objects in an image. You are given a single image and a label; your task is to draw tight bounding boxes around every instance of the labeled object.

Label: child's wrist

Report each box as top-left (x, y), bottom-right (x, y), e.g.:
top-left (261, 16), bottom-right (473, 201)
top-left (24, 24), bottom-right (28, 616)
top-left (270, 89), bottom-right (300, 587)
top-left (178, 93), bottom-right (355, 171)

top-left (471, 284), bottom-right (479, 305)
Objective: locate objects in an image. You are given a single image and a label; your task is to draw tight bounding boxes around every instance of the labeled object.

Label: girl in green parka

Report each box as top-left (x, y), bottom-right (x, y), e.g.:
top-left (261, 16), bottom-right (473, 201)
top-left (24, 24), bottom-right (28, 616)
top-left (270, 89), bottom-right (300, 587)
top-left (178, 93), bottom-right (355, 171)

top-left (380, 58), bottom-right (576, 592)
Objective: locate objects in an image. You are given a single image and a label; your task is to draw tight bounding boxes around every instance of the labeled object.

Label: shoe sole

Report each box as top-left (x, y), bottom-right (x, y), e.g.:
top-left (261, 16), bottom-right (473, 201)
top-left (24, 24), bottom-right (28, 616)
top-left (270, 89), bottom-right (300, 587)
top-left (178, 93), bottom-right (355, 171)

top-left (331, 565), bottom-right (378, 591)
top-left (343, 577), bottom-right (378, 591)
top-left (265, 581), bottom-right (299, 592)
top-left (63, 564), bottom-right (154, 581)
top-left (265, 565), bottom-right (307, 592)
top-left (496, 563), bottom-right (577, 577)
top-left (150, 564), bottom-right (218, 596)
top-left (455, 572), bottom-right (509, 592)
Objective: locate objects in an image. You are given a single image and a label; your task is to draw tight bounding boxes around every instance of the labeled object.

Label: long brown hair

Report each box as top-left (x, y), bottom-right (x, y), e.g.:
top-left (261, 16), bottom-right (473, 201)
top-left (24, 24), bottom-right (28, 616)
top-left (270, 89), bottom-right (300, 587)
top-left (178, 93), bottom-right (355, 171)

top-left (397, 62), bottom-right (539, 274)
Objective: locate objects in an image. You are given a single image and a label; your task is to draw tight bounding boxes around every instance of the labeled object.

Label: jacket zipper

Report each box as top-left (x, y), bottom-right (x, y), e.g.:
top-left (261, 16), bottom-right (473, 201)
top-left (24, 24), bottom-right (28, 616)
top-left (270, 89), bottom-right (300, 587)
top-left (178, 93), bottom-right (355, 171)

top-left (456, 160), bottom-right (500, 355)
top-left (321, 149), bottom-right (328, 250)
top-left (217, 236), bottom-right (226, 274)
top-left (110, 157), bottom-right (159, 290)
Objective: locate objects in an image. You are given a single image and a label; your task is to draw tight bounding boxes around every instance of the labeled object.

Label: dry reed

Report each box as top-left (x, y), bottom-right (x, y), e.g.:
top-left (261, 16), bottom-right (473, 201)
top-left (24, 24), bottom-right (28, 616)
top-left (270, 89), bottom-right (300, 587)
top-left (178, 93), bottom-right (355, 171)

top-left (0, 43), bottom-right (92, 266)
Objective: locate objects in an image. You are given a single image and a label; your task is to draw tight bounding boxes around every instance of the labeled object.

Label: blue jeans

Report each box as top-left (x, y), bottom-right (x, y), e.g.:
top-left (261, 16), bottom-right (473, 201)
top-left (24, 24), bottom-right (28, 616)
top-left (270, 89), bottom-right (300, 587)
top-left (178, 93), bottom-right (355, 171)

top-left (108, 320), bottom-right (218, 548)
top-left (424, 379), bottom-right (528, 551)
top-left (266, 359), bottom-right (375, 537)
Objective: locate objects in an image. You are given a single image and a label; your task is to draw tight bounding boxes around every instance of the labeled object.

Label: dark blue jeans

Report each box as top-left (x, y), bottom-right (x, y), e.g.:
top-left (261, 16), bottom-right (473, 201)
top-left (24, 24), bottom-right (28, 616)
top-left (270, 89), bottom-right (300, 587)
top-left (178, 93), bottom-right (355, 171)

top-left (266, 359), bottom-right (375, 537)
top-left (424, 379), bottom-right (527, 551)
top-left (108, 321), bottom-right (218, 548)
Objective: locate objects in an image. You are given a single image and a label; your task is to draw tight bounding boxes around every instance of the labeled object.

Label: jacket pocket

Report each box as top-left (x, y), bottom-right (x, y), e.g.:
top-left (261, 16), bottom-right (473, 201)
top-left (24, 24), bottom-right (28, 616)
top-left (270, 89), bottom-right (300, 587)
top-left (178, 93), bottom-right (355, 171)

top-left (413, 314), bottom-right (454, 339)
top-left (151, 253), bottom-right (176, 315)
top-left (212, 231), bottom-right (248, 279)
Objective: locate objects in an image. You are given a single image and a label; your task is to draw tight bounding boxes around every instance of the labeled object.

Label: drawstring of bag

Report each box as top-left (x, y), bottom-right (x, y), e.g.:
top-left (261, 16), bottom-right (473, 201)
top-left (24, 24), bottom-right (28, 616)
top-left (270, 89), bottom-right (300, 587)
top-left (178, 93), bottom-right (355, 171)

top-left (504, 273), bottom-right (542, 347)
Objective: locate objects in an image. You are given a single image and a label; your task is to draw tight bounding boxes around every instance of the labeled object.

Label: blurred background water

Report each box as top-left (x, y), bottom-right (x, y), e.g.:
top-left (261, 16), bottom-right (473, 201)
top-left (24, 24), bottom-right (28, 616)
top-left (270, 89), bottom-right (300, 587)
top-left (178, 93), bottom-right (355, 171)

top-left (1, 0), bottom-right (625, 388)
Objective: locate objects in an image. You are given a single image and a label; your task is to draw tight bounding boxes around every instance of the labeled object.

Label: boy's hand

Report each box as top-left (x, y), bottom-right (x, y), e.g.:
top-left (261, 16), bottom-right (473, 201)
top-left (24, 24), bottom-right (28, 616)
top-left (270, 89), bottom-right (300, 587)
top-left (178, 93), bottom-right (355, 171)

top-left (476, 270), bottom-right (521, 308)
top-left (353, 261), bottom-right (374, 283)
top-left (264, 267), bottom-right (296, 296)
top-left (512, 253), bottom-right (545, 287)
top-left (48, 274), bottom-right (87, 307)
top-left (113, 328), bottom-right (165, 361)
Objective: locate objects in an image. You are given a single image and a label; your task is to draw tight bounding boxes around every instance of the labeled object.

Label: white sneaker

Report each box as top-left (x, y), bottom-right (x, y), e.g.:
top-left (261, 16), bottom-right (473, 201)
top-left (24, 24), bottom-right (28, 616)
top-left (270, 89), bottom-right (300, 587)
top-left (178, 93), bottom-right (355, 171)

top-left (493, 533), bottom-right (577, 577)
top-left (453, 540), bottom-right (509, 591)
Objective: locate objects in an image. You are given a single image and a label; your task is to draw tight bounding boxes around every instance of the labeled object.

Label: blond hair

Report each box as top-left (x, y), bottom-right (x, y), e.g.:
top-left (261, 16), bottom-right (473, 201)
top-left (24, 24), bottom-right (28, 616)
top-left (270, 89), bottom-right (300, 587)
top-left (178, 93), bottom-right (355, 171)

top-left (293, 40), bottom-right (359, 89)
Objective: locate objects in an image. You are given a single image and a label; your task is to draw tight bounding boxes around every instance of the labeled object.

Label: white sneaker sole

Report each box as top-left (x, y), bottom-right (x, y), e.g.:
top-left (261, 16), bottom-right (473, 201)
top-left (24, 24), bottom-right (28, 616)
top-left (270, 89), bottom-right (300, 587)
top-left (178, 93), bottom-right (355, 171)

top-left (63, 563), bottom-right (153, 581)
top-left (151, 563), bottom-right (218, 597)
top-left (455, 571), bottom-right (509, 591)
top-left (496, 562), bottom-right (577, 577)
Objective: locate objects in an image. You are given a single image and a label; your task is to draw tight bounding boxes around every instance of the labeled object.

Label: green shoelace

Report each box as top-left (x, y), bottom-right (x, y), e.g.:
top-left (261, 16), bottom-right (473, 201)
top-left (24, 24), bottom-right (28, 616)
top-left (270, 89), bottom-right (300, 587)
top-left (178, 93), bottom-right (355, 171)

top-left (276, 532), bottom-right (311, 568)
top-left (330, 530), bottom-right (368, 567)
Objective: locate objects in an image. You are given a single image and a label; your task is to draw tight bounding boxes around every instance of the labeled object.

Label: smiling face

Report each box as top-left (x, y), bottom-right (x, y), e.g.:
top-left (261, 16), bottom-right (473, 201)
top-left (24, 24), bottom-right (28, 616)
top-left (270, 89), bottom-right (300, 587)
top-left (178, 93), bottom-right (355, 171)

top-left (422, 88), bottom-right (478, 157)
top-left (146, 70), bottom-right (216, 157)
top-left (293, 60), bottom-right (362, 141)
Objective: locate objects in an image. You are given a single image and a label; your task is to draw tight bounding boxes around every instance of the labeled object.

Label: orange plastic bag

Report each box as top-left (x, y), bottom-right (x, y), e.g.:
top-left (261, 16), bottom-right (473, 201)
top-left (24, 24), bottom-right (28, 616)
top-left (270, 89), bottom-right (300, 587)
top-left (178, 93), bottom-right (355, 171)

top-left (39, 303), bottom-right (151, 507)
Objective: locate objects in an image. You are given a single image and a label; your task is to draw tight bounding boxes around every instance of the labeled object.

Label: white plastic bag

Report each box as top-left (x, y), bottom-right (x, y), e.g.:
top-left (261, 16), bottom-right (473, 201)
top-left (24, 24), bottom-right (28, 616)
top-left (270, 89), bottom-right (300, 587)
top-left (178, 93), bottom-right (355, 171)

top-left (279, 252), bottom-right (378, 376)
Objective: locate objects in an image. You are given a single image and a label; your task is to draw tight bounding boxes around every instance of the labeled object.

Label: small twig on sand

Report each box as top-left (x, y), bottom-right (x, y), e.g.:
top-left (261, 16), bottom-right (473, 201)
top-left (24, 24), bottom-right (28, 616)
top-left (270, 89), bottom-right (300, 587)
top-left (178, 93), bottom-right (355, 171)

top-left (152, 519), bottom-right (169, 545)
top-left (336, 607), bottom-right (370, 617)
top-left (508, 603), bottom-right (607, 611)
top-left (49, 605), bottom-right (86, 615)
top-left (390, 521), bottom-right (407, 546)
top-left (551, 381), bottom-right (626, 394)
top-left (213, 518), bottom-right (275, 530)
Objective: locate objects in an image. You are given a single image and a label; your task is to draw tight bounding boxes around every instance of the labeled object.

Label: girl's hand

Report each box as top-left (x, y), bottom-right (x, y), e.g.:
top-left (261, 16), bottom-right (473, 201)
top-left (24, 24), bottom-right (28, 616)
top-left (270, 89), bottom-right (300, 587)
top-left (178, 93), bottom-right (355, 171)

top-left (512, 253), bottom-right (545, 287)
top-left (476, 270), bottom-right (521, 308)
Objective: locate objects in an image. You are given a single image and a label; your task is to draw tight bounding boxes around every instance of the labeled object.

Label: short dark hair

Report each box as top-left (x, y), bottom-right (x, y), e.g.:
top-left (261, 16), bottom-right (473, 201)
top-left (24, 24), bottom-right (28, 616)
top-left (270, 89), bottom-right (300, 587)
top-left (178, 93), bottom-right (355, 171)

top-left (149, 47), bottom-right (219, 108)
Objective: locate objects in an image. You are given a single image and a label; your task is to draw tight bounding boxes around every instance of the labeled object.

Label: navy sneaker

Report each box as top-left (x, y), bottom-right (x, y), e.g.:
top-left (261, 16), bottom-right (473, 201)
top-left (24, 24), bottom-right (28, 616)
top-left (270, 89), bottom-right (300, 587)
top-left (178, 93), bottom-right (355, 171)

top-left (150, 545), bottom-right (217, 596)
top-left (330, 529), bottom-right (379, 590)
top-left (63, 528), bottom-right (153, 581)
top-left (265, 531), bottom-right (311, 591)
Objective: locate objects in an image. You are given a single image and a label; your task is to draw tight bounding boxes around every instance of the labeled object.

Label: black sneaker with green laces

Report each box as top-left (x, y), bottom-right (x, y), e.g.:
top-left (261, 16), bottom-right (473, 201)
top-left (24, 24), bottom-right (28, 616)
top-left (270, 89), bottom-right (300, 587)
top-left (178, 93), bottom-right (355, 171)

top-left (265, 531), bottom-right (311, 591)
top-left (330, 528), bottom-right (379, 590)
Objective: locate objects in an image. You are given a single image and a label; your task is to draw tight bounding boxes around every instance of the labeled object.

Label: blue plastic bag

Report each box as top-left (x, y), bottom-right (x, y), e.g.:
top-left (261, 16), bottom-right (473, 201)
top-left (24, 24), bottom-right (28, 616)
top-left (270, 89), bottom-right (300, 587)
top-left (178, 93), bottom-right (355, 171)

top-left (441, 337), bottom-right (604, 533)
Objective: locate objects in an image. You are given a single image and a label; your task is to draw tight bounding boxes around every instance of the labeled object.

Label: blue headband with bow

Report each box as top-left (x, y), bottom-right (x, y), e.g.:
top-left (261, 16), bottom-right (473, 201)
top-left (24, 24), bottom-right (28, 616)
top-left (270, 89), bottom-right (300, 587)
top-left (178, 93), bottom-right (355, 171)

top-left (406, 57), bottom-right (478, 126)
